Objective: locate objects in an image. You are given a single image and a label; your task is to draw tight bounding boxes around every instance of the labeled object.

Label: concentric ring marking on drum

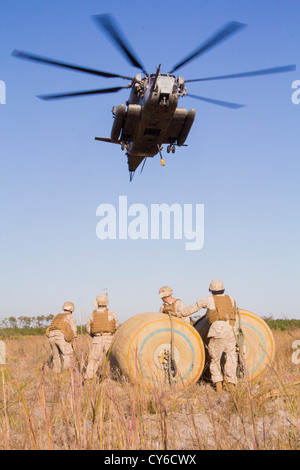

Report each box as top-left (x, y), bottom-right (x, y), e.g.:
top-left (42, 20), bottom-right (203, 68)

top-left (137, 328), bottom-right (195, 383)
top-left (153, 343), bottom-right (180, 370)
top-left (240, 311), bottom-right (275, 377)
top-left (193, 309), bottom-right (275, 381)
top-left (241, 321), bottom-right (266, 375)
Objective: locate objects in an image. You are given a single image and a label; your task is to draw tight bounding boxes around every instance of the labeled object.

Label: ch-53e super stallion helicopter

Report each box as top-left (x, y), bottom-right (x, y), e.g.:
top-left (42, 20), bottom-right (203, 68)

top-left (13, 14), bottom-right (296, 181)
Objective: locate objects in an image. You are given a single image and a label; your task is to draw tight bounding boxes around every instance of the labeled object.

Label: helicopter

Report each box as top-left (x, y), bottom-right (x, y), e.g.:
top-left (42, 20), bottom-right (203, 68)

top-left (12, 14), bottom-right (296, 181)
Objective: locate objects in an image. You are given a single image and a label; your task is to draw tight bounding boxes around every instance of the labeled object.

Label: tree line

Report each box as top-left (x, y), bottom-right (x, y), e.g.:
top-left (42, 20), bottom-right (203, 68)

top-left (0, 315), bottom-right (55, 329)
top-left (0, 314), bottom-right (299, 334)
top-left (0, 315), bottom-right (87, 338)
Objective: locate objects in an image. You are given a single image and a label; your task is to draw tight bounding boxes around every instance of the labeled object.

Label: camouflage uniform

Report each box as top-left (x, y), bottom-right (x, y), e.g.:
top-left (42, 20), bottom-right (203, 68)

top-left (84, 295), bottom-right (119, 380)
top-left (160, 299), bottom-right (191, 324)
top-left (182, 282), bottom-right (238, 385)
top-left (48, 302), bottom-right (77, 374)
top-left (158, 286), bottom-right (190, 324)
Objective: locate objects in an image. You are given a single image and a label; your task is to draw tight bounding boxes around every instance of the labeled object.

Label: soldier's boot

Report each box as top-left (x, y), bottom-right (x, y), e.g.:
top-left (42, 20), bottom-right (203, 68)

top-left (215, 381), bottom-right (223, 393)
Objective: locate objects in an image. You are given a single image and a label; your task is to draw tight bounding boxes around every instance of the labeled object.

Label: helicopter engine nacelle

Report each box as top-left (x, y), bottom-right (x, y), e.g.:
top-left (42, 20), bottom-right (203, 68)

top-left (177, 108), bottom-right (196, 146)
top-left (177, 76), bottom-right (186, 96)
top-left (111, 104), bottom-right (126, 143)
top-left (122, 104), bottom-right (141, 140)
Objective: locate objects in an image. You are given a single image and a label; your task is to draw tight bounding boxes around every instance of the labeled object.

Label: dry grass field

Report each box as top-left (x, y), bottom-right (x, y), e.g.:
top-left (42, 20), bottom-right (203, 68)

top-left (0, 329), bottom-right (299, 450)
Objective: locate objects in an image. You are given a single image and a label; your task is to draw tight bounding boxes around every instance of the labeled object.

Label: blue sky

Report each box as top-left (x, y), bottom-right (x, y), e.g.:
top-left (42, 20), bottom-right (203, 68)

top-left (1, 0), bottom-right (299, 324)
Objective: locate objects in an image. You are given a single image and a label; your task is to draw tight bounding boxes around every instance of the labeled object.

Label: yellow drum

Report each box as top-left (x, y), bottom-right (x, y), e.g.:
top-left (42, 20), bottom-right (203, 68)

top-left (109, 312), bottom-right (205, 387)
top-left (194, 308), bottom-right (275, 381)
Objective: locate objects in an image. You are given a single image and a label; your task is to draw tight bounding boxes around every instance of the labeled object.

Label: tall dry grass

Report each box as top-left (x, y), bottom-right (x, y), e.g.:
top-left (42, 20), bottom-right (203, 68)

top-left (0, 330), bottom-right (299, 450)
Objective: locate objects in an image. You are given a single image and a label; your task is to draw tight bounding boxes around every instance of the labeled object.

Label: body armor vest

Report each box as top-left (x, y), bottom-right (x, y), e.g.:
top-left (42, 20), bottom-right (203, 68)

top-left (90, 308), bottom-right (116, 335)
top-left (48, 313), bottom-right (74, 342)
top-left (162, 299), bottom-right (180, 317)
top-left (206, 295), bottom-right (236, 326)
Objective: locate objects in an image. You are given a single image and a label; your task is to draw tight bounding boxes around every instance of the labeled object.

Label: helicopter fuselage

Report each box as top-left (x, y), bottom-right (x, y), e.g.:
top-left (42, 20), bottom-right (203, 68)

top-left (109, 72), bottom-right (196, 172)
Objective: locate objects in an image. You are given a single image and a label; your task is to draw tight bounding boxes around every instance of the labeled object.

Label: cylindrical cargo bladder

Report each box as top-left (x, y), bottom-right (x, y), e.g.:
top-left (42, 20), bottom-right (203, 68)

top-left (109, 312), bottom-right (205, 388)
top-left (193, 308), bottom-right (275, 382)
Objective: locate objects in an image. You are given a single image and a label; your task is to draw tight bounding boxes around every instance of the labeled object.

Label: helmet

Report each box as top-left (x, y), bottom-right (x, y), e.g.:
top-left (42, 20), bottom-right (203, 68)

top-left (209, 280), bottom-right (225, 292)
top-left (93, 294), bottom-right (109, 307)
top-left (62, 301), bottom-right (75, 313)
top-left (159, 286), bottom-right (173, 298)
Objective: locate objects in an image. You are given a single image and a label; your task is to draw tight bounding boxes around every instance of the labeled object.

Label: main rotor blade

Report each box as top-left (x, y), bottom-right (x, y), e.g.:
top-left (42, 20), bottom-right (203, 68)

top-left (93, 14), bottom-right (147, 74)
top-left (186, 93), bottom-right (245, 109)
top-left (38, 85), bottom-right (131, 100)
top-left (12, 49), bottom-right (133, 80)
top-left (185, 64), bottom-right (296, 82)
top-left (170, 21), bottom-right (246, 73)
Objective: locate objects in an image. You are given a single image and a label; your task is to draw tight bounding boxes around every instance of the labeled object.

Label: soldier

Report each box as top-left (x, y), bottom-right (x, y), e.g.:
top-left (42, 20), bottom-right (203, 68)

top-left (181, 280), bottom-right (237, 393)
top-left (47, 301), bottom-right (77, 374)
top-left (84, 294), bottom-right (119, 380)
top-left (159, 286), bottom-right (190, 324)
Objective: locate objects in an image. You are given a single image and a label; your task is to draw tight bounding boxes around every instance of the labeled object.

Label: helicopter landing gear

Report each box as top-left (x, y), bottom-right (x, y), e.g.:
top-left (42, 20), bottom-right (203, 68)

top-left (121, 142), bottom-right (129, 151)
top-left (167, 145), bottom-right (176, 154)
top-left (157, 144), bottom-right (165, 166)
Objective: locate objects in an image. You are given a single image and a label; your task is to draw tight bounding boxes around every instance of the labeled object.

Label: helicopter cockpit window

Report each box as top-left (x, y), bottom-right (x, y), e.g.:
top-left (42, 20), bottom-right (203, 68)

top-left (159, 74), bottom-right (175, 78)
